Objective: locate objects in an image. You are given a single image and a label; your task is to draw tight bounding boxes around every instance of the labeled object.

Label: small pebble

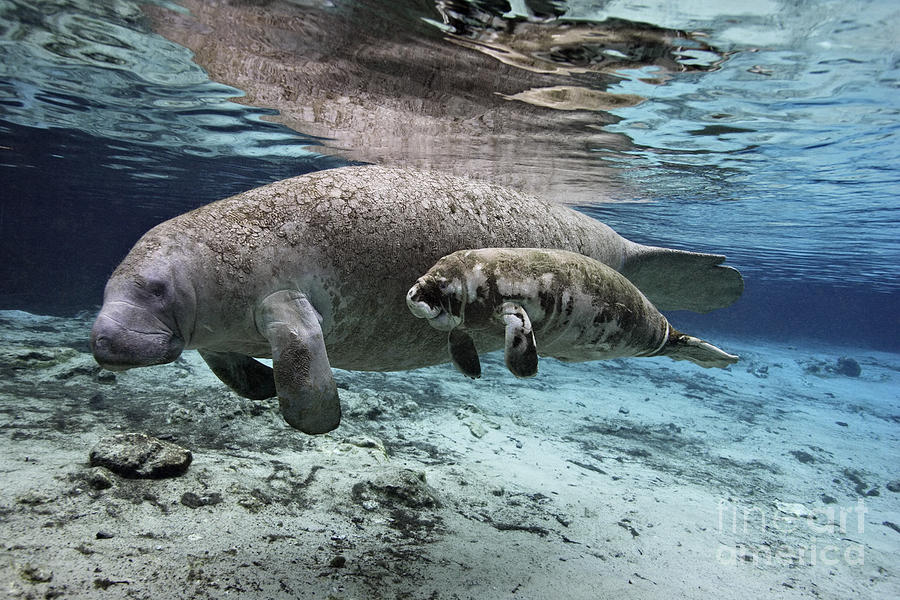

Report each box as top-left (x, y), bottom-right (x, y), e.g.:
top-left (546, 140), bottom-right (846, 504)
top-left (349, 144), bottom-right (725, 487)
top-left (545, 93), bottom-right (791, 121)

top-left (832, 357), bottom-right (861, 377)
top-left (329, 555), bottom-right (347, 568)
top-left (180, 491), bottom-right (223, 509)
top-left (19, 564), bottom-right (53, 583)
top-left (85, 467), bottom-right (114, 490)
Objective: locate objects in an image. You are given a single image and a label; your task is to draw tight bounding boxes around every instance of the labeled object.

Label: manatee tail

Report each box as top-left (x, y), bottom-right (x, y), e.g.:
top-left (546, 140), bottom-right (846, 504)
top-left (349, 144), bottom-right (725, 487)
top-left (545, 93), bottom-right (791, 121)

top-left (620, 245), bottom-right (744, 313)
top-left (662, 331), bottom-right (738, 369)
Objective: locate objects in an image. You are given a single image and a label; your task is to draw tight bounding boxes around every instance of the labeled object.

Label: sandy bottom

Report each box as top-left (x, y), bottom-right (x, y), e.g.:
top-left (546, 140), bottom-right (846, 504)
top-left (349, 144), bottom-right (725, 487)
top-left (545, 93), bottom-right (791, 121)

top-left (1, 310), bottom-right (898, 599)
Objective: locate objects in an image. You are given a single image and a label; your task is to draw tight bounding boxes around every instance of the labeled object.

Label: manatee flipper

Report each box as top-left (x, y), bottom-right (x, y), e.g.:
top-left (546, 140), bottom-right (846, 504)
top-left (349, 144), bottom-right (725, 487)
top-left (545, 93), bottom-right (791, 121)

top-left (621, 246), bottom-right (744, 313)
top-left (663, 331), bottom-right (739, 368)
top-left (498, 302), bottom-right (538, 378)
top-left (198, 350), bottom-right (276, 400)
top-left (255, 290), bottom-right (341, 434)
top-left (448, 328), bottom-right (481, 379)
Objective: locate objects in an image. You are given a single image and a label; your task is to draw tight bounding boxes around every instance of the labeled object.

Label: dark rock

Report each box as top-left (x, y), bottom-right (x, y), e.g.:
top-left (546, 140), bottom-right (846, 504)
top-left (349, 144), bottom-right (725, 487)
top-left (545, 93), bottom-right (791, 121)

top-left (344, 390), bottom-right (420, 422)
top-left (830, 357), bottom-right (861, 377)
top-left (329, 555), bottom-right (347, 568)
top-left (16, 491), bottom-right (53, 506)
top-left (554, 514), bottom-right (572, 527)
top-left (625, 448), bottom-right (652, 458)
top-left (85, 467), bottom-right (114, 490)
top-left (820, 494), bottom-right (837, 504)
top-left (843, 468), bottom-right (871, 496)
top-left (89, 433), bottom-right (191, 479)
top-left (887, 481), bottom-right (900, 493)
top-left (835, 421), bottom-right (848, 427)
top-left (19, 564), bottom-right (53, 583)
top-left (93, 577), bottom-right (129, 589)
top-left (617, 519), bottom-right (640, 538)
top-left (95, 531), bottom-right (114, 539)
top-left (180, 491), bottom-right (223, 509)
top-left (352, 469), bottom-right (441, 510)
top-left (96, 370), bottom-right (117, 384)
top-left (238, 488), bottom-right (272, 513)
top-left (44, 586), bottom-right (66, 599)
top-left (749, 365), bottom-right (768, 378)
top-left (567, 459), bottom-right (607, 475)
top-left (789, 450), bottom-right (815, 464)
top-left (18, 350), bottom-right (56, 362)
top-left (487, 519), bottom-right (550, 536)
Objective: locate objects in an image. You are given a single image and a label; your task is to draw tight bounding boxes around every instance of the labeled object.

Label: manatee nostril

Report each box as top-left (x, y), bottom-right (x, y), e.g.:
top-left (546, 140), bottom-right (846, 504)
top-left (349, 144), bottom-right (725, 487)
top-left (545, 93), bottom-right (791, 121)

top-left (406, 283), bottom-right (444, 320)
top-left (91, 335), bottom-right (113, 357)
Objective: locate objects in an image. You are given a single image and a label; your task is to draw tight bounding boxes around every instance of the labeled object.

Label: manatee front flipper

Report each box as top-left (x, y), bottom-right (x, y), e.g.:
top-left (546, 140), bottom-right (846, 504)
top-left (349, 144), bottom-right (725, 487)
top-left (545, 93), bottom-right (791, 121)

top-left (498, 302), bottom-right (538, 378)
top-left (255, 290), bottom-right (341, 434)
top-left (198, 350), bottom-right (276, 400)
top-left (448, 328), bottom-right (481, 379)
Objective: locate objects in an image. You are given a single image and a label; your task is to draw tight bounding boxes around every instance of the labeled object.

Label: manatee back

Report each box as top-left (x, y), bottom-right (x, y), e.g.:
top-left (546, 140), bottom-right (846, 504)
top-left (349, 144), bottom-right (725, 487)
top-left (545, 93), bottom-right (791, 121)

top-left (168, 165), bottom-right (631, 293)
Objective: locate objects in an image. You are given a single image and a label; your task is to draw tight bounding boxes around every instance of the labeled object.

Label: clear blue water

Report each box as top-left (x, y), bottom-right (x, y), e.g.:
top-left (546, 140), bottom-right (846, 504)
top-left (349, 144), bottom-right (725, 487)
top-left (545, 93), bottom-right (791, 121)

top-left (1, 0), bottom-right (898, 350)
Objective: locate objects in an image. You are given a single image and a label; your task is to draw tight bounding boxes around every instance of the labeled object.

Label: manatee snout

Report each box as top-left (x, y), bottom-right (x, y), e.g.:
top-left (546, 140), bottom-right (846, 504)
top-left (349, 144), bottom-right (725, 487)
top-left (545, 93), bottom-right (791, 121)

top-left (90, 306), bottom-right (184, 370)
top-left (406, 278), bottom-right (443, 320)
top-left (406, 276), bottom-right (464, 331)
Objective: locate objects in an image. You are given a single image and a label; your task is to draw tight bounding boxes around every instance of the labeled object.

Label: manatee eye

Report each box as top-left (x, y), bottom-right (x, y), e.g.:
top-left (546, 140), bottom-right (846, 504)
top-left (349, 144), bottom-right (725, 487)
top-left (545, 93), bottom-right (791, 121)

top-left (146, 281), bottom-right (166, 298)
top-left (136, 276), bottom-right (168, 299)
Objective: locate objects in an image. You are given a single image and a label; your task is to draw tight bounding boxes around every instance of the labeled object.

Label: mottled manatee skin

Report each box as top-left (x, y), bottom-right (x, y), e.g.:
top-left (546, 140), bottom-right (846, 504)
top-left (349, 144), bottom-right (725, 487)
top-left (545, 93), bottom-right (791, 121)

top-left (109, 165), bottom-right (716, 371)
top-left (422, 248), bottom-right (670, 362)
